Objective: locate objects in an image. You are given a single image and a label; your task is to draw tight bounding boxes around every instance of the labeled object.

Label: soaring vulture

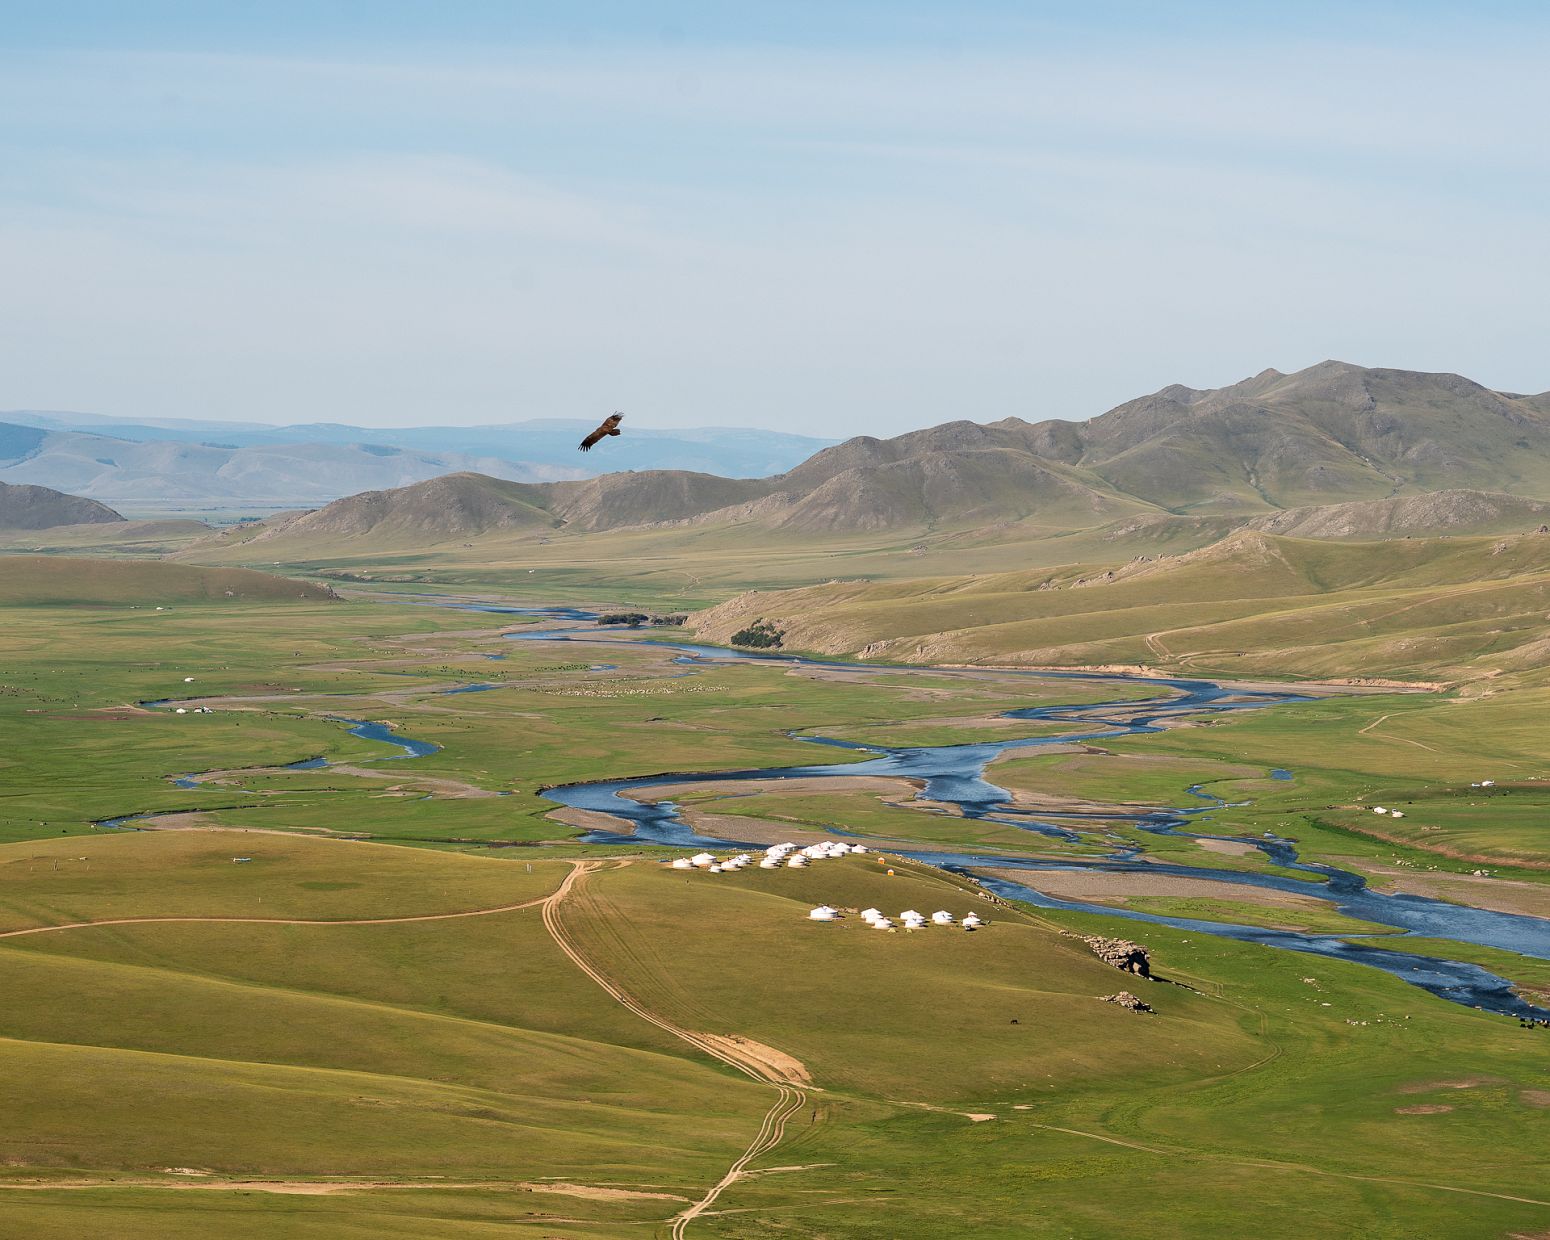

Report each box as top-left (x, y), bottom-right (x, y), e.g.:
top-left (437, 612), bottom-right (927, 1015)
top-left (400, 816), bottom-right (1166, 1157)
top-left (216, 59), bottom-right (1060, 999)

top-left (578, 411), bottom-right (624, 452)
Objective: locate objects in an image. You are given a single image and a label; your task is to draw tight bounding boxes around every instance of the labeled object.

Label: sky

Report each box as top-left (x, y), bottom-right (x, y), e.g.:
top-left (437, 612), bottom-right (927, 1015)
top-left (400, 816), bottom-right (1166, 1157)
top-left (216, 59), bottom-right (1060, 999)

top-left (3, 2), bottom-right (1548, 436)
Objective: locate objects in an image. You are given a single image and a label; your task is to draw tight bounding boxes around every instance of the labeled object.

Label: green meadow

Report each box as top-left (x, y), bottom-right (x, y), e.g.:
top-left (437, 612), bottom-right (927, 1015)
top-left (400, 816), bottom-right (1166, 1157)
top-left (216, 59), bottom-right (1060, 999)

top-left (3, 564), bottom-right (1549, 1237)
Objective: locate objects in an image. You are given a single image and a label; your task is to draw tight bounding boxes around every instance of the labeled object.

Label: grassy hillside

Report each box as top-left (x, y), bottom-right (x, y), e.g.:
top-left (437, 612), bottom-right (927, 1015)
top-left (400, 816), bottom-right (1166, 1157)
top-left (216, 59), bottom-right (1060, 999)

top-left (0, 518), bottom-right (212, 556)
top-left (0, 480), bottom-right (123, 529)
top-left (0, 835), bottom-right (774, 1237)
top-left (4, 834), bottom-right (1546, 1237)
top-left (0, 556), bottom-right (336, 606)
top-left (691, 530), bottom-right (1550, 685)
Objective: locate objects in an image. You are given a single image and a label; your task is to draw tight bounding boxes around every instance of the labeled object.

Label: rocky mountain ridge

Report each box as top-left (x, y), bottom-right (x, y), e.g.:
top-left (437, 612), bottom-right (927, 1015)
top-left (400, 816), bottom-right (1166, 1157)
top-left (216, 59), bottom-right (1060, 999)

top-left (222, 362), bottom-right (1550, 548)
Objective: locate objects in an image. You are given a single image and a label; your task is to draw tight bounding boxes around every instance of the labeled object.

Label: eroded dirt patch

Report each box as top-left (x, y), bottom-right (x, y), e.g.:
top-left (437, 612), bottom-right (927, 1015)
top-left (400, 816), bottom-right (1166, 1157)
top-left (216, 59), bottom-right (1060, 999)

top-left (700, 1033), bottom-right (812, 1086)
top-left (1395, 1076), bottom-right (1503, 1094)
top-left (1196, 838), bottom-right (1258, 857)
top-left (520, 1181), bottom-right (689, 1202)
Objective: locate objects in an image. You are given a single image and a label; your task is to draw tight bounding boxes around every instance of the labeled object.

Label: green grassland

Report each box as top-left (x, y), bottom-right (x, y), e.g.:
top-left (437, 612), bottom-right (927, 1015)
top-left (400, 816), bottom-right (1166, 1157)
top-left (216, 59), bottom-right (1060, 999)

top-left (477, 859), bottom-right (1550, 1236)
top-left (1086, 894), bottom-right (1404, 936)
top-left (0, 555), bottom-right (336, 606)
top-left (0, 587), bottom-right (1181, 848)
top-left (5, 839), bottom-right (1548, 1237)
top-left (0, 518), bottom-right (212, 557)
top-left (0, 836), bottom-right (774, 1236)
top-left (1068, 687), bottom-right (1550, 877)
top-left (4, 566), bottom-right (1550, 1236)
top-left (991, 750), bottom-right (1272, 806)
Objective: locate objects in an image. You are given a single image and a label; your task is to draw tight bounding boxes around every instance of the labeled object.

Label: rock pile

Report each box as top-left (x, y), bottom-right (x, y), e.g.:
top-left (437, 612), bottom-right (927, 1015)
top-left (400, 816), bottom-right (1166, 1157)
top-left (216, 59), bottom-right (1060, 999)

top-left (1101, 991), bottom-right (1153, 1013)
top-left (1082, 936), bottom-right (1152, 978)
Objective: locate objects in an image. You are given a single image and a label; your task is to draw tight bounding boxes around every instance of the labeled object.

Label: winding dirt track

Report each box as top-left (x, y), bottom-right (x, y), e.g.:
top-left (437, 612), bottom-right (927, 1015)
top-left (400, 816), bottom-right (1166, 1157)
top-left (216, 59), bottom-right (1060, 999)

top-left (538, 861), bottom-right (808, 1239)
top-left (1, 859), bottom-right (808, 1233)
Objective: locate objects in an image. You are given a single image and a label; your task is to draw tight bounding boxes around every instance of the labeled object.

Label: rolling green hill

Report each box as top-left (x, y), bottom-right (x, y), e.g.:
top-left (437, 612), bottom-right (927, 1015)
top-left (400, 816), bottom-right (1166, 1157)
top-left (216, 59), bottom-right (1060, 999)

top-left (0, 517), bottom-right (212, 556)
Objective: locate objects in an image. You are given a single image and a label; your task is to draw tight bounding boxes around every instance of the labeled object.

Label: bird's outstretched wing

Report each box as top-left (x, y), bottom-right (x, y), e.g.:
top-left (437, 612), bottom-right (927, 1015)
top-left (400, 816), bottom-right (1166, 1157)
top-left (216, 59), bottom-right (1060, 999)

top-left (579, 412), bottom-right (624, 452)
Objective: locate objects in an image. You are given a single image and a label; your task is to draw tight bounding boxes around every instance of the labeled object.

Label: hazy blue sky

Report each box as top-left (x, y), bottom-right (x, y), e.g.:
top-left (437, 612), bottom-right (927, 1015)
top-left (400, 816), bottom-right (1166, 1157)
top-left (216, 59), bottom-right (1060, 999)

top-left (3, 2), bottom-right (1547, 434)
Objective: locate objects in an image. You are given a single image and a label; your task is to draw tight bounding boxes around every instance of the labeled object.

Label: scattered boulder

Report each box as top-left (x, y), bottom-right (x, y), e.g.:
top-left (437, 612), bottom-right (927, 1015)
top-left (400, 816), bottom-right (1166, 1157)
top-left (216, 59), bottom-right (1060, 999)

top-left (1101, 991), bottom-right (1153, 1013)
top-left (1083, 935), bottom-right (1152, 978)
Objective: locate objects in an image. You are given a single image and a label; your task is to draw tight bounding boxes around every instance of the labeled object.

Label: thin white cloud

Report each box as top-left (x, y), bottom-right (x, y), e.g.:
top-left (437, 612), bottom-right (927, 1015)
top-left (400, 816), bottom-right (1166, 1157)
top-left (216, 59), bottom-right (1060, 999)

top-left (0, 30), bottom-right (1546, 432)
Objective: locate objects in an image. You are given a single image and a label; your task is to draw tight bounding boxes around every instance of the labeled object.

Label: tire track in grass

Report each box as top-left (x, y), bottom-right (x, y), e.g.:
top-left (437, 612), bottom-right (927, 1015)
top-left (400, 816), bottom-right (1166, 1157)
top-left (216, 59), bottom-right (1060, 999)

top-left (1357, 711), bottom-right (1439, 752)
top-left (0, 889), bottom-right (566, 940)
top-left (1032, 1124), bottom-right (1550, 1208)
top-left (538, 861), bottom-right (810, 1239)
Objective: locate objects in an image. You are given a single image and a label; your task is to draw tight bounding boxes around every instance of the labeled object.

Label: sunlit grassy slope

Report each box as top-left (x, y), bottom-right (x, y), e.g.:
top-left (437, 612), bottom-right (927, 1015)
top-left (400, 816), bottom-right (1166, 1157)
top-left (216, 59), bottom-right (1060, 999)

top-left (693, 530), bottom-right (1550, 684)
top-left (3, 835), bottom-right (1548, 1238)
top-left (181, 518), bottom-right (1142, 608)
top-left (0, 518), bottom-right (211, 556)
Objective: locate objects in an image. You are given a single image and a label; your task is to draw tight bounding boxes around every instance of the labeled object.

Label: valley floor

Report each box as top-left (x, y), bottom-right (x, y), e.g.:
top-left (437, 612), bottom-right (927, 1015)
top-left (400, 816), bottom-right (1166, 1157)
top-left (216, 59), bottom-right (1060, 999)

top-left (3, 590), bottom-right (1549, 1237)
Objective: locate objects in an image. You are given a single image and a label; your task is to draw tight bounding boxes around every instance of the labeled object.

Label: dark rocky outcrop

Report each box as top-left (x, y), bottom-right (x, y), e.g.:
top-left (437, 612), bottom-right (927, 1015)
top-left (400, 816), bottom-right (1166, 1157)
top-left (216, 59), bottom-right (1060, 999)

top-left (1083, 936), bottom-right (1152, 978)
top-left (1101, 991), bottom-right (1154, 1012)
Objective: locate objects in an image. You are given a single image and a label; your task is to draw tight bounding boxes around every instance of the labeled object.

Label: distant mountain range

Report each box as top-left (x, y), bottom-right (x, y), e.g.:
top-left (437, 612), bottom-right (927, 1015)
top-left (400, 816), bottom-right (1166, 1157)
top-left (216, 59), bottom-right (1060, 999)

top-left (201, 363), bottom-right (1550, 557)
top-left (11, 363), bottom-right (1550, 575)
top-left (0, 411), bottom-right (836, 508)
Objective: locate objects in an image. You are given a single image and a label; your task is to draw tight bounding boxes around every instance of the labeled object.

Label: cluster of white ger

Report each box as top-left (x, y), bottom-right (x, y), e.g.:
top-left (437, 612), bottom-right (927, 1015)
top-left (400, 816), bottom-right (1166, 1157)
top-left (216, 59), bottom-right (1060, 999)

top-left (669, 840), bottom-right (869, 874)
top-left (810, 906), bottom-right (984, 931)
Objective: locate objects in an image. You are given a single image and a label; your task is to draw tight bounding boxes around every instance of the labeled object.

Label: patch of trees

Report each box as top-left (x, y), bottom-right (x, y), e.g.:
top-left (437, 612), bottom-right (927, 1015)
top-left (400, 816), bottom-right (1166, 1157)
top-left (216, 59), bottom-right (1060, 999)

top-left (597, 612), bottom-right (689, 627)
top-left (730, 619), bottom-right (784, 649)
